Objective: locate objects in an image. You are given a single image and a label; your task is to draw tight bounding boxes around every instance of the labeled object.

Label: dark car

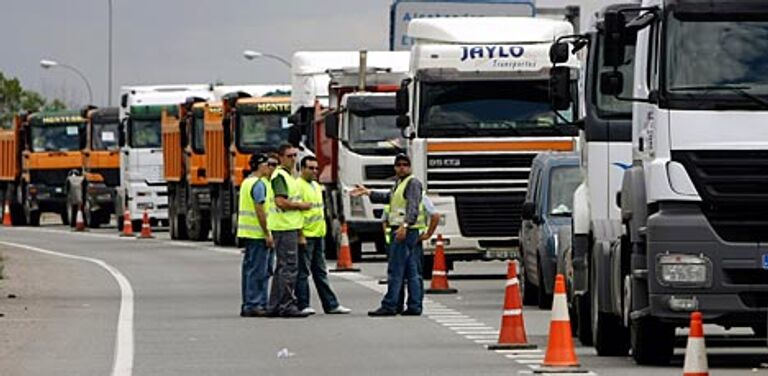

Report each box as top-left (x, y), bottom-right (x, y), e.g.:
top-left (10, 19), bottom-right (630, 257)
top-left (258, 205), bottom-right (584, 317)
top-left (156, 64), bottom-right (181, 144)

top-left (519, 152), bottom-right (580, 309)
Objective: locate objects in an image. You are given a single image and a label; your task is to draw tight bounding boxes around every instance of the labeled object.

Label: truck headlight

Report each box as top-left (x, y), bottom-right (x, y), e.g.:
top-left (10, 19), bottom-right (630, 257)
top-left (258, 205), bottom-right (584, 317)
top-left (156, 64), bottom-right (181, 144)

top-left (657, 253), bottom-right (711, 287)
top-left (350, 195), bottom-right (365, 217)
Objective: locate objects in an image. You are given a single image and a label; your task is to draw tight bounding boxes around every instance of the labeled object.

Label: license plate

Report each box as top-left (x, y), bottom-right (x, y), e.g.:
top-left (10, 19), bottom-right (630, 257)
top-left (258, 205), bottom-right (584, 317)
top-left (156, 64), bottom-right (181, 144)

top-left (763, 254), bottom-right (768, 270)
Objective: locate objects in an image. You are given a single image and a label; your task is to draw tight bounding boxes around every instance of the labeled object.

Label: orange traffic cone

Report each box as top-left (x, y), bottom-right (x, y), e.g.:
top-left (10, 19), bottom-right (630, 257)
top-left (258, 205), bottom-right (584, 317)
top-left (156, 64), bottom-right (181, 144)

top-left (487, 261), bottom-right (536, 350)
top-left (73, 204), bottom-right (87, 232)
top-left (539, 274), bottom-right (584, 372)
top-left (120, 210), bottom-right (133, 237)
top-left (683, 311), bottom-right (709, 376)
top-left (137, 209), bottom-right (154, 239)
top-left (2, 200), bottom-right (12, 226)
top-left (426, 234), bottom-right (457, 294)
top-left (330, 223), bottom-right (359, 272)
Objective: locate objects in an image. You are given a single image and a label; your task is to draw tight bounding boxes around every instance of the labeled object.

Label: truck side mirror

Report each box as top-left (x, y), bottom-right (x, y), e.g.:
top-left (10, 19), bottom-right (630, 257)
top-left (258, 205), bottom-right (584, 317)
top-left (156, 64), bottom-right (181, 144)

top-left (118, 118), bottom-right (127, 147)
top-left (549, 42), bottom-right (570, 64)
top-left (396, 86), bottom-right (409, 115)
top-left (550, 67), bottom-right (572, 111)
top-left (396, 115), bottom-right (410, 129)
top-left (120, 93), bottom-right (128, 109)
top-left (521, 201), bottom-right (535, 221)
top-left (324, 113), bottom-right (339, 139)
top-left (600, 71), bottom-right (624, 96)
top-left (603, 11), bottom-right (627, 67)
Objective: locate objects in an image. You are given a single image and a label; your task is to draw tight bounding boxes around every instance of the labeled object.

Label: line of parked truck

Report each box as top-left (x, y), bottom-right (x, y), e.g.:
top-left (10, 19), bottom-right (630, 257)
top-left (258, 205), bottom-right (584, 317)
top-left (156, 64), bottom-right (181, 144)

top-left (1, 0), bottom-right (765, 366)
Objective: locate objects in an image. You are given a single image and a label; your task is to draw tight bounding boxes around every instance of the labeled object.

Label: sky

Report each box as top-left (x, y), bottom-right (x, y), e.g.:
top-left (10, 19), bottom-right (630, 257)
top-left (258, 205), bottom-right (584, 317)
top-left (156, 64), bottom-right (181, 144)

top-left (1, 0), bottom-right (601, 107)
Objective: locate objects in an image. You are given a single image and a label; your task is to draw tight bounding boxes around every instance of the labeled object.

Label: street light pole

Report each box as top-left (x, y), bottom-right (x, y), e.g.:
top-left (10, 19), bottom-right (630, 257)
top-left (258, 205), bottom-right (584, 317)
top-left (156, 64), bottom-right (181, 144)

top-left (40, 59), bottom-right (94, 105)
top-left (242, 50), bottom-right (292, 69)
top-left (108, 0), bottom-right (113, 106)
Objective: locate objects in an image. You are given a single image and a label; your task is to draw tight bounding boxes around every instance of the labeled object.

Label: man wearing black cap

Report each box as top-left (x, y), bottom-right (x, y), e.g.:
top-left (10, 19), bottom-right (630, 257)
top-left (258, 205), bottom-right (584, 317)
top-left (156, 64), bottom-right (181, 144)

top-left (237, 153), bottom-right (277, 317)
top-left (351, 153), bottom-right (425, 316)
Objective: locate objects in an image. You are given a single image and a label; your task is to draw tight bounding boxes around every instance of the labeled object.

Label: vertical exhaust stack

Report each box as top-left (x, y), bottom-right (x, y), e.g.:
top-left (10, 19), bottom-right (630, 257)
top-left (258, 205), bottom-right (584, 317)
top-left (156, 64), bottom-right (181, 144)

top-left (358, 50), bottom-right (368, 92)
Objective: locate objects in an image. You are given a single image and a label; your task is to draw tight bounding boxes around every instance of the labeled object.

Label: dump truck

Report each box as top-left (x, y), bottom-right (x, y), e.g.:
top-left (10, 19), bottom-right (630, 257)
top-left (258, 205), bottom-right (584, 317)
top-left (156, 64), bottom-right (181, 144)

top-left (64, 106), bottom-right (121, 228)
top-left (290, 51), bottom-right (410, 260)
top-left (207, 87), bottom-right (292, 246)
top-left (0, 110), bottom-right (87, 226)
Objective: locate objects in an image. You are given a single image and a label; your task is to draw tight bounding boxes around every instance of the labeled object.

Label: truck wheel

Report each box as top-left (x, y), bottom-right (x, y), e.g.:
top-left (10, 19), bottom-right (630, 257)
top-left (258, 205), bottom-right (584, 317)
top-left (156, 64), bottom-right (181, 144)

top-left (212, 189), bottom-right (234, 246)
top-left (324, 231), bottom-right (338, 260)
top-left (630, 316), bottom-right (674, 365)
top-left (537, 256), bottom-right (553, 309)
top-left (24, 200), bottom-right (40, 227)
top-left (186, 205), bottom-right (209, 241)
top-left (85, 200), bottom-right (100, 228)
top-left (574, 293), bottom-right (593, 345)
top-left (590, 251), bottom-right (629, 356)
top-left (131, 219), bottom-right (142, 234)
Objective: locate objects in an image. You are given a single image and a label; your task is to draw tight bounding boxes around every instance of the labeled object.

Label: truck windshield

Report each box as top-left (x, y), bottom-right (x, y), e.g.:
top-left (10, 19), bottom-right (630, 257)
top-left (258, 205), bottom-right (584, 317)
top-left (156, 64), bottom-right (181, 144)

top-left (347, 112), bottom-right (404, 155)
top-left (31, 123), bottom-right (84, 152)
top-left (419, 80), bottom-right (574, 138)
top-left (548, 165), bottom-right (580, 217)
top-left (237, 113), bottom-right (290, 153)
top-left (192, 114), bottom-right (204, 153)
top-left (129, 118), bottom-right (161, 148)
top-left (665, 14), bottom-right (768, 103)
top-left (92, 122), bottom-right (119, 151)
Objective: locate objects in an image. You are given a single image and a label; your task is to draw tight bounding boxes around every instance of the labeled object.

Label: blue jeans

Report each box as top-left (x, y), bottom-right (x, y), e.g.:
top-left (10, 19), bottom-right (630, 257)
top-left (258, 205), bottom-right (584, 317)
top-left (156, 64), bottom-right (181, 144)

top-left (241, 239), bottom-right (273, 312)
top-left (296, 237), bottom-right (340, 312)
top-left (381, 229), bottom-right (423, 313)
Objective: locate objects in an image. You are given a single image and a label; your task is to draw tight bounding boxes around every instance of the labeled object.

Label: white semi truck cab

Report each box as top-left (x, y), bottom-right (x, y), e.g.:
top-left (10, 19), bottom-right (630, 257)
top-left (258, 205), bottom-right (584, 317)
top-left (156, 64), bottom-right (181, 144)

top-left (395, 17), bottom-right (580, 261)
top-left (117, 85), bottom-right (212, 232)
top-left (586, 0), bottom-right (768, 364)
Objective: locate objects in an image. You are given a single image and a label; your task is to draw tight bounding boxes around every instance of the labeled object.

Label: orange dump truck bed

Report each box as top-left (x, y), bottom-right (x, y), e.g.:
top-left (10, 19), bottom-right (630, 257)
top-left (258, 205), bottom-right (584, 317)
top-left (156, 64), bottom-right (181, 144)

top-left (162, 106), bottom-right (183, 183)
top-left (0, 125), bottom-right (20, 182)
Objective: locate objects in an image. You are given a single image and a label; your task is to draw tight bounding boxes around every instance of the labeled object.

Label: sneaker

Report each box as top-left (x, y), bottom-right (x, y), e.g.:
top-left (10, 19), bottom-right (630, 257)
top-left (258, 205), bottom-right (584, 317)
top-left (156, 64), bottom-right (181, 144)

top-left (300, 307), bottom-right (316, 315)
top-left (367, 307), bottom-right (397, 317)
top-left (327, 305), bottom-right (351, 314)
top-left (281, 308), bottom-right (311, 318)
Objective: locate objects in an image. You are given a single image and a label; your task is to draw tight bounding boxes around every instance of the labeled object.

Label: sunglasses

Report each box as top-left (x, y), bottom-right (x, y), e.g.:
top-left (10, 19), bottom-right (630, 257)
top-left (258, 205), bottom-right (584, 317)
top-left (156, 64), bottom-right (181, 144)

top-left (285, 153), bottom-right (298, 158)
top-left (395, 163), bottom-right (410, 167)
top-left (268, 162), bottom-right (278, 167)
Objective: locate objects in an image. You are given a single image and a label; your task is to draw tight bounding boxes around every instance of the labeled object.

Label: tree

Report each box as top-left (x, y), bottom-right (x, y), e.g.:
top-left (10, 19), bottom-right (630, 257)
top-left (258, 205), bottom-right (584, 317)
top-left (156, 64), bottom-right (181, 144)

top-left (0, 71), bottom-right (66, 128)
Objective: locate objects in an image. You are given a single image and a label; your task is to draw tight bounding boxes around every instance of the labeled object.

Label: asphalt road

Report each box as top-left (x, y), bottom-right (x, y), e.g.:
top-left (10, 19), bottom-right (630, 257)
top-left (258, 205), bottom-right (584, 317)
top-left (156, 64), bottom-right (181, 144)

top-left (0, 218), bottom-right (766, 375)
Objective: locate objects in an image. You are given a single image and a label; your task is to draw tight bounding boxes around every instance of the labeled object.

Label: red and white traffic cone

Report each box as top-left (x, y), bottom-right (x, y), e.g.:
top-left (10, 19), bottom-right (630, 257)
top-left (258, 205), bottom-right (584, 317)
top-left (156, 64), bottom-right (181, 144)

top-left (2, 200), bottom-right (12, 227)
top-left (73, 204), bottom-right (87, 232)
top-left (683, 311), bottom-right (709, 376)
top-left (330, 223), bottom-right (360, 272)
top-left (120, 210), bottom-right (133, 237)
top-left (539, 274), bottom-right (585, 373)
top-left (426, 234), bottom-right (457, 294)
top-left (487, 261), bottom-right (536, 350)
top-left (137, 209), bottom-right (154, 239)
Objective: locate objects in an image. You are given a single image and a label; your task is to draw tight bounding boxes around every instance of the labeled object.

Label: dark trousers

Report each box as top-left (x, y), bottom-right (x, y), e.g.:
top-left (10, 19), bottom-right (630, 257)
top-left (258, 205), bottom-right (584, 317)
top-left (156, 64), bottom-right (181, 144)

top-left (296, 237), bottom-right (340, 312)
top-left (268, 230), bottom-right (299, 315)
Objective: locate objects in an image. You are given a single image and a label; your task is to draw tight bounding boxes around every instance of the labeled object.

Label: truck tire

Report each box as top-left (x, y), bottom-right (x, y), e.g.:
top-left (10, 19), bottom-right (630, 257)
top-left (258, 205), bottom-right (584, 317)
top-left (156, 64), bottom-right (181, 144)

top-left (84, 199), bottom-right (100, 228)
top-left (23, 199), bottom-right (40, 227)
top-left (212, 187), bottom-right (234, 246)
top-left (591, 249), bottom-right (629, 356)
top-left (186, 200), bottom-right (210, 242)
top-left (131, 219), bottom-right (142, 234)
top-left (350, 239), bottom-right (363, 263)
top-left (574, 293), bottom-right (593, 345)
top-left (324, 231), bottom-right (338, 260)
top-left (630, 316), bottom-right (674, 365)
top-left (521, 255), bottom-right (539, 306)
top-left (169, 187), bottom-right (188, 240)
top-left (422, 254), bottom-right (434, 279)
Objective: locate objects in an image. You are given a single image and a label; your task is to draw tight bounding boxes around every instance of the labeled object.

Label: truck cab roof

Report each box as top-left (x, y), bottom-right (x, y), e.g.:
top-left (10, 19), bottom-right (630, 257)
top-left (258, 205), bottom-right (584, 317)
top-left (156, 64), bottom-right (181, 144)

top-left (407, 17), bottom-right (573, 44)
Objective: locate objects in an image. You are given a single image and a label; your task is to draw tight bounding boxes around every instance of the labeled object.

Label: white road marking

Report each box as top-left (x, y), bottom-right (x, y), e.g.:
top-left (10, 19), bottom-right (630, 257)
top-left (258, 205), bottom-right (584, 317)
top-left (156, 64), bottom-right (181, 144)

top-left (505, 354), bottom-right (545, 359)
top-left (0, 241), bottom-right (134, 376)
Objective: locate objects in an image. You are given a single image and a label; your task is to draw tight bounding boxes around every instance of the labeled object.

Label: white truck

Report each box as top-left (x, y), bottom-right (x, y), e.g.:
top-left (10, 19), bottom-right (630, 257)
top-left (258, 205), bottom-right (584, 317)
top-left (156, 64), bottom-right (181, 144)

top-left (394, 17), bottom-right (580, 266)
top-left (548, 0), bottom-right (639, 352)
top-left (289, 51), bottom-right (410, 260)
top-left (569, 0), bottom-right (768, 365)
top-left (117, 85), bottom-right (213, 232)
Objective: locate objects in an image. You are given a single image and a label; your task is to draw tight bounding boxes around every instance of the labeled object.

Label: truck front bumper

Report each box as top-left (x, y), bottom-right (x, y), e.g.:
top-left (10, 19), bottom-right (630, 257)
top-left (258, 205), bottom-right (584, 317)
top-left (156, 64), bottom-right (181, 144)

top-left (646, 203), bottom-right (768, 326)
top-left (127, 182), bottom-right (168, 221)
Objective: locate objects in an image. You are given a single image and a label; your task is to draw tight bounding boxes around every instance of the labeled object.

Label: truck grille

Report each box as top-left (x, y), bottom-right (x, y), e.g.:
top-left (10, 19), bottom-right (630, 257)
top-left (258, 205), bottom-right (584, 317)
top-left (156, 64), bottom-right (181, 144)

top-left (672, 150), bottom-right (768, 242)
top-left (455, 193), bottom-right (526, 237)
top-left (426, 153), bottom-right (536, 193)
top-left (29, 169), bottom-right (70, 187)
top-left (365, 164), bottom-right (395, 181)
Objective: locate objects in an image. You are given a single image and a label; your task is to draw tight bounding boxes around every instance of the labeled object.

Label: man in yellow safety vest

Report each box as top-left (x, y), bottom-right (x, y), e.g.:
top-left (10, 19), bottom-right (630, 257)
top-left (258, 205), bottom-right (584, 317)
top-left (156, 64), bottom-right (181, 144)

top-left (267, 143), bottom-right (312, 318)
top-left (295, 156), bottom-right (351, 315)
top-left (351, 154), bottom-right (426, 316)
top-left (237, 153), bottom-right (277, 317)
